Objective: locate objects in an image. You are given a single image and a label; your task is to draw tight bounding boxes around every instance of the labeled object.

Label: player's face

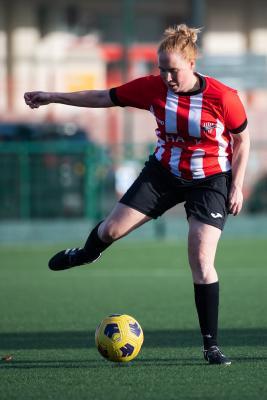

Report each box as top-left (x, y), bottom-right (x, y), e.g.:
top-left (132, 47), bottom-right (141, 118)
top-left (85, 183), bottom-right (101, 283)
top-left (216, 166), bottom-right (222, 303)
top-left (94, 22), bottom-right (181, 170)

top-left (158, 51), bottom-right (196, 93)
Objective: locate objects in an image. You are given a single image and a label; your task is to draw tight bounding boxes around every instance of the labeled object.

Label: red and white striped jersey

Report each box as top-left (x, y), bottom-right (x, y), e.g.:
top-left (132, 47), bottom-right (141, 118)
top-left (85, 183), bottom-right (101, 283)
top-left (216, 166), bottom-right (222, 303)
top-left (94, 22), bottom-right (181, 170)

top-left (110, 74), bottom-right (247, 179)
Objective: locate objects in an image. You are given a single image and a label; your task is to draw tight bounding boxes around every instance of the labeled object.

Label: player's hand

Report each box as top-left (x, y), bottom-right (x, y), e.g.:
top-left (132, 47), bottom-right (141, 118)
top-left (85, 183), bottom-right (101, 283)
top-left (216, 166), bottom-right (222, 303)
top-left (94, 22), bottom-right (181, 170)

top-left (24, 91), bottom-right (52, 109)
top-left (228, 183), bottom-right (243, 216)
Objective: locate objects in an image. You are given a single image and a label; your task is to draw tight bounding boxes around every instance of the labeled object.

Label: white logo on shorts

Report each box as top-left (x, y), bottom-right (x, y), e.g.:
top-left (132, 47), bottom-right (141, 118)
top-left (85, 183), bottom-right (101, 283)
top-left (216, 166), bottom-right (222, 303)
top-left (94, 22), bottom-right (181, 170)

top-left (210, 213), bottom-right (222, 218)
top-left (211, 212), bottom-right (223, 219)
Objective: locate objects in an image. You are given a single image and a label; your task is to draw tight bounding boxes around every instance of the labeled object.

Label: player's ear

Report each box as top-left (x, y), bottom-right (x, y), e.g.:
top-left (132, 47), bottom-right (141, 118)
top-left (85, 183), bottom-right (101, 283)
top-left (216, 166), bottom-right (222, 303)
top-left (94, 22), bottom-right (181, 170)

top-left (189, 59), bottom-right (196, 70)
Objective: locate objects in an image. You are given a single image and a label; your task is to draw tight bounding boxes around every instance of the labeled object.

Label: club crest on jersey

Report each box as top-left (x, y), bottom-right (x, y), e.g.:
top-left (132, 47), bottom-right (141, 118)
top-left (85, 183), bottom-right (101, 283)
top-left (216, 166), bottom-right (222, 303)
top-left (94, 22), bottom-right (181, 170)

top-left (201, 122), bottom-right (217, 133)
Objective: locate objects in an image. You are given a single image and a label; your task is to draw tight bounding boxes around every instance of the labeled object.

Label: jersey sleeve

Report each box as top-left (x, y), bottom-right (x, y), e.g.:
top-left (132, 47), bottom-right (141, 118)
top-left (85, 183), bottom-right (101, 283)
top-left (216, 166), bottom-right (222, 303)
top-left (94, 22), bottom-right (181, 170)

top-left (109, 76), bottom-right (156, 110)
top-left (222, 90), bottom-right (248, 133)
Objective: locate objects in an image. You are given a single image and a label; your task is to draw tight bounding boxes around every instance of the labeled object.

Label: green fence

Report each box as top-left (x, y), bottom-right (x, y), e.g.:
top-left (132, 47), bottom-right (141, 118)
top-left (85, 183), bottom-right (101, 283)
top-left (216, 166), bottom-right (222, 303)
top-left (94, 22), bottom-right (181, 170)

top-left (0, 141), bottom-right (116, 220)
top-left (2, 140), bottom-right (266, 221)
top-left (0, 141), bottom-right (154, 221)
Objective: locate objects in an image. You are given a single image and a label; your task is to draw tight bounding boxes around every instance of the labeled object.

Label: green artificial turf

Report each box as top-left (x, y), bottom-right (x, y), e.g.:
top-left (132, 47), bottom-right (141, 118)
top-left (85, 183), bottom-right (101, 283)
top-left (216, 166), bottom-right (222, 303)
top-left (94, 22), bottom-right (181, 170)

top-left (0, 239), bottom-right (266, 400)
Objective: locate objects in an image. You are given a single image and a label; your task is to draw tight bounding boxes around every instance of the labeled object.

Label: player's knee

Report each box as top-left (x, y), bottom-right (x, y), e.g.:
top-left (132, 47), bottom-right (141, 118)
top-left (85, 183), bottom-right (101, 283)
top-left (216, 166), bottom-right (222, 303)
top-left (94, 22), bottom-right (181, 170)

top-left (98, 221), bottom-right (122, 242)
top-left (188, 252), bottom-right (214, 283)
top-left (189, 257), bottom-right (217, 284)
top-left (193, 265), bottom-right (213, 283)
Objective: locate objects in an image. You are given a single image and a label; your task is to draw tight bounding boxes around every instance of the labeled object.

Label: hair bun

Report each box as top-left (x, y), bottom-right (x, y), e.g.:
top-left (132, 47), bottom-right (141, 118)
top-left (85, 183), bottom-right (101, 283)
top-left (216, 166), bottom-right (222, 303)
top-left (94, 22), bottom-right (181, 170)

top-left (158, 23), bottom-right (201, 61)
top-left (164, 24), bottom-right (201, 44)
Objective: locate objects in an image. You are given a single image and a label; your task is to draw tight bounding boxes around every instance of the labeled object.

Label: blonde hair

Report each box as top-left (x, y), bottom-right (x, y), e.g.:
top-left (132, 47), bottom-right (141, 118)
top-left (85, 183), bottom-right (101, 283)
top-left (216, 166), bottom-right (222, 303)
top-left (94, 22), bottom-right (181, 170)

top-left (158, 24), bottom-right (202, 61)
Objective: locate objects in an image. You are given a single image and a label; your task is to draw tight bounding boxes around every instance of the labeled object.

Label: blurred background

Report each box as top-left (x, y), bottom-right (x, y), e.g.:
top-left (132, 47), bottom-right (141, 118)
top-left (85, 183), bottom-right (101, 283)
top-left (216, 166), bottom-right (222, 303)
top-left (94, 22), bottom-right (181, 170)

top-left (0, 0), bottom-right (267, 244)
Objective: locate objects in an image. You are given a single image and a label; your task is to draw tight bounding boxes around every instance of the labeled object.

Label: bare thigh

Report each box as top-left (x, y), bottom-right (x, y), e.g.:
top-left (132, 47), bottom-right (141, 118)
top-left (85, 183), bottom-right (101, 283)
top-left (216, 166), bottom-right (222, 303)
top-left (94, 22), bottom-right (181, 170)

top-left (98, 202), bottom-right (152, 242)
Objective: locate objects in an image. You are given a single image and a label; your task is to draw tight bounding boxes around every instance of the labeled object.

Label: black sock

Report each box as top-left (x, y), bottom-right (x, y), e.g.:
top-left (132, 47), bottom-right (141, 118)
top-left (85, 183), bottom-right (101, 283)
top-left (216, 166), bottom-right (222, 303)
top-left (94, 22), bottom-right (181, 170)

top-left (194, 281), bottom-right (219, 350)
top-left (83, 221), bottom-right (112, 260)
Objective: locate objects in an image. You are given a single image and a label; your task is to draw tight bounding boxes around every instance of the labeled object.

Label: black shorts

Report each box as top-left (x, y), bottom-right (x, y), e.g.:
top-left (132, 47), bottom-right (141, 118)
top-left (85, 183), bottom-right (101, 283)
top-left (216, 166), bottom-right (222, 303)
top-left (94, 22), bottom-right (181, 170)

top-left (119, 155), bottom-right (232, 230)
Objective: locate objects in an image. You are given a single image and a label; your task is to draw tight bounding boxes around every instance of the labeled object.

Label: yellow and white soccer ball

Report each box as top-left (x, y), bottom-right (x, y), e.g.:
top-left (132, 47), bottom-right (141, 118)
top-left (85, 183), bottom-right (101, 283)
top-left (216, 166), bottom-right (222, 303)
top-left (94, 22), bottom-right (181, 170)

top-left (95, 314), bottom-right (144, 362)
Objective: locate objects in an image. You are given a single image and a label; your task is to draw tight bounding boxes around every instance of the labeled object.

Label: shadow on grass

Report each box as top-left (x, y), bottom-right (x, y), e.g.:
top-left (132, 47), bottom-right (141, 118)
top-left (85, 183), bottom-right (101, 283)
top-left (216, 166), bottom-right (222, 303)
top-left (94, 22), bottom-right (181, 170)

top-left (0, 328), bottom-right (266, 351)
top-left (1, 356), bottom-right (266, 370)
top-left (0, 358), bottom-right (205, 370)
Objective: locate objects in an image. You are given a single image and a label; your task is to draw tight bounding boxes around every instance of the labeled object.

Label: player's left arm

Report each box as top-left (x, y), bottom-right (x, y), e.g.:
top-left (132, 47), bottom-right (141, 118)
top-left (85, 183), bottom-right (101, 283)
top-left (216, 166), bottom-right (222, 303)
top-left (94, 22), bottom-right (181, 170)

top-left (229, 127), bottom-right (250, 215)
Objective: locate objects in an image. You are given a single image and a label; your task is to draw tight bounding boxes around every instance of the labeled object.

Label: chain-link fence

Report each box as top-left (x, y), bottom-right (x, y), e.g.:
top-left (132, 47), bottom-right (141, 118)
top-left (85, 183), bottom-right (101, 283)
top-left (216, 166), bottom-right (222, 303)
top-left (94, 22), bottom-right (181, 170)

top-left (1, 140), bottom-right (267, 221)
top-left (0, 141), bottom-right (155, 221)
top-left (0, 141), bottom-right (111, 220)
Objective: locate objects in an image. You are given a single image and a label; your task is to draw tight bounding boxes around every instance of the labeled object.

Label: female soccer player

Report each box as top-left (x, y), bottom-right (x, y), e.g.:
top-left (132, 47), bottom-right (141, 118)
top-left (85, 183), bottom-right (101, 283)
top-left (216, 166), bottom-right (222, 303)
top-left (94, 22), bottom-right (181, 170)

top-left (24, 24), bottom-right (250, 365)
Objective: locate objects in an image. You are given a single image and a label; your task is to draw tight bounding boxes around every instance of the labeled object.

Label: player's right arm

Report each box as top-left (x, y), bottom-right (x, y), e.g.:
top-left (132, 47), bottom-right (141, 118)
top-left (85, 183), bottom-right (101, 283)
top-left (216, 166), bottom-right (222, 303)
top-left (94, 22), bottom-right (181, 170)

top-left (24, 90), bottom-right (115, 109)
